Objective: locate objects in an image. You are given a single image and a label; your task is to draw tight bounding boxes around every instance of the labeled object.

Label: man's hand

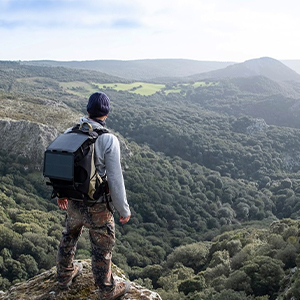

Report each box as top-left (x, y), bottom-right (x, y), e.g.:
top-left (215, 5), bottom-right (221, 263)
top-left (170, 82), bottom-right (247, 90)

top-left (120, 215), bottom-right (131, 224)
top-left (57, 198), bottom-right (68, 210)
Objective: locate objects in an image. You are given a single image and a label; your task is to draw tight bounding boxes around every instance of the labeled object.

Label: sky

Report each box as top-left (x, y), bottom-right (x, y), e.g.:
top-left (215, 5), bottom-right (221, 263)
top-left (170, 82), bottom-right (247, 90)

top-left (1, 0), bottom-right (300, 62)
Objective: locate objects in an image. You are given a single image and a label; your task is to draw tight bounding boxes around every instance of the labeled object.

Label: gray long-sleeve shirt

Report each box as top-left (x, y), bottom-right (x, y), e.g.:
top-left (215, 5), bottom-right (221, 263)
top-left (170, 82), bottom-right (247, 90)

top-left (68, 117), bottom-right (131, 218)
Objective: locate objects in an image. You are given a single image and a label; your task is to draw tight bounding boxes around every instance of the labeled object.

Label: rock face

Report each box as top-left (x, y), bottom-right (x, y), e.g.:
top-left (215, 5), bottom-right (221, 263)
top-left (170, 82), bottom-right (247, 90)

top-left (0, 259), bottom-right (162, 300)
top-left (0, 118), bottom-right (58, 169)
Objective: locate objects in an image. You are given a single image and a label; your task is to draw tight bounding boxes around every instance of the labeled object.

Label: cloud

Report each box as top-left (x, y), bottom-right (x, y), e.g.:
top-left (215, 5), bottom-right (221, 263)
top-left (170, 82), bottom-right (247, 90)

top-left (0, 19), bottom-right (24, 28)
top-left (111, 18), bottom-right (143, 29)
top-left (0, 0), bottom-right (144, 29)
top-left (0, 0), bottom-right (300, 61)
top-left (2, 0), bottom-right (63, 11)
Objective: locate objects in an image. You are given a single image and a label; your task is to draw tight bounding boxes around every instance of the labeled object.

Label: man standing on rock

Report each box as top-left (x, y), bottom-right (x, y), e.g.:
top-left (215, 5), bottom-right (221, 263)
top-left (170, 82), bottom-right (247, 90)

top-left (56, 92), bottom-right (131, 300)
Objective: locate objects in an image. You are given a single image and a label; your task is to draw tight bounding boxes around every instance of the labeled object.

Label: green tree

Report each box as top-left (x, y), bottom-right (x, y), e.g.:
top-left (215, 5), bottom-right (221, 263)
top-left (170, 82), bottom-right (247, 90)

top-left (225, 270), bottom-right (252, 294)
top-left (242, 256), bottom-right (284, 298)
top-left (166, 243), bottom-right (209, 271)
top-left (178, 275), bottom-right (206, 295)
top-left (18, 254), bottom-right (39, 278)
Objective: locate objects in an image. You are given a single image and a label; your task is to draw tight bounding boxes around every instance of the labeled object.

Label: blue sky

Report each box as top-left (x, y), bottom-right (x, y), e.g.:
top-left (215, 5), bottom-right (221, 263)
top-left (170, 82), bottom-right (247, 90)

top-left (1, 0), bottom-right (300, 62)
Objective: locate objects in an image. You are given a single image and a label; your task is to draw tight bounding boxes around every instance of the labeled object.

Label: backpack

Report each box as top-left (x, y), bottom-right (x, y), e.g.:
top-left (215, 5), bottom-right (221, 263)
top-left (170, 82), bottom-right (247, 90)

top-left (43, 122), bottom-right (109, 204)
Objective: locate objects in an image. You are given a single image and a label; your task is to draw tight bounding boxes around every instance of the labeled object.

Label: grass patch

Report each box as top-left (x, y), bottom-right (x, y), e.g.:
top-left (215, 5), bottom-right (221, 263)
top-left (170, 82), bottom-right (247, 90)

top-left (165, 89), bottom-right (182, 95)
top-left (60, 81), bottom-right (165, 96)
top-left (96, 82), bottom-right (165, 96)
top-left (164, 81), bottom-right (218, 94)
top-left (193, 81), bottom-right (219, 88)
top-left (60, 81), bottom-right (96, 97)
top-left (59, 81), bottom-right (218, 98)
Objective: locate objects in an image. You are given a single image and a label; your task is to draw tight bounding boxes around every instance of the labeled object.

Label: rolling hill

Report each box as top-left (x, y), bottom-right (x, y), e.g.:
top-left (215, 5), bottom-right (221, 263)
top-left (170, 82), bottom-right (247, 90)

top-left (22, 57), bottom-right (300, 83)
top-left (22, 59), bottom-right (234, 81)
top-left (189, 57), bottom-right (300, 82)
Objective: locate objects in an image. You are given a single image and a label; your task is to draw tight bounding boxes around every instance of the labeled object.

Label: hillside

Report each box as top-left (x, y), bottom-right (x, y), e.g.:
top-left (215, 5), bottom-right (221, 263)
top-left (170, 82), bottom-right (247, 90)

top-left (1, 60), bottom-right (300, 299)
top-left (189, 57), bottom-right (300, 82)
top-left (23, 59), bottom-right (234, 81)
top-left (186, 77), bottom-right (300, 129)
top-left (22, 58), bottom-right (300, 82)
top-left (2, 220), bottom-right (300, 300)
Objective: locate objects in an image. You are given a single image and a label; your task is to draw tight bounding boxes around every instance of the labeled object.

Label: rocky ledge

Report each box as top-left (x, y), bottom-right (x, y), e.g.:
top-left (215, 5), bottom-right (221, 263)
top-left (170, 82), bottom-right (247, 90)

top-left (0, 259), bottom-right (162, 300)
top-left (0, 118), bottom-right (58, 169)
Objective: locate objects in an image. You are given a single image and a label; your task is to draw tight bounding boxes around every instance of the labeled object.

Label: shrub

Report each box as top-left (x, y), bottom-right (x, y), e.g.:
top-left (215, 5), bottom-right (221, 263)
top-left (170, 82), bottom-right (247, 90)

top-left (178, 275), bottom-right (206, 295)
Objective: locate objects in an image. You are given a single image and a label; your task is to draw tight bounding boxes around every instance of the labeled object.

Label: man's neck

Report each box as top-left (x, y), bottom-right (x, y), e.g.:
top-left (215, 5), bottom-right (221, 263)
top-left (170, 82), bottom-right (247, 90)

top-left (89, 116), bottom-right (106, 127)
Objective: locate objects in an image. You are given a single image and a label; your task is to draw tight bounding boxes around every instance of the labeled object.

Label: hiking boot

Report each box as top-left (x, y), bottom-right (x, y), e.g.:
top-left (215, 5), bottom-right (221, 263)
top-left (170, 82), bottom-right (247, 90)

top-left (58, 262), bottom-right (83, 289)
top-left (99, 281), bottom-right (130, 300)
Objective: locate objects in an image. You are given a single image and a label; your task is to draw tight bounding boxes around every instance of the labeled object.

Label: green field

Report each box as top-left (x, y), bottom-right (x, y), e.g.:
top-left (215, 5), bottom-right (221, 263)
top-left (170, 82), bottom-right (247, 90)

top-left (60, 81), bottom-right (218, 97)
top-left (96, 82), bottom-right (165, 96)
top-left (165, 89), bottom-right (181, 95)
top-left (60, 81), bottom-right (95, 97)
top-left (165, 81), bottom-right (218, 95)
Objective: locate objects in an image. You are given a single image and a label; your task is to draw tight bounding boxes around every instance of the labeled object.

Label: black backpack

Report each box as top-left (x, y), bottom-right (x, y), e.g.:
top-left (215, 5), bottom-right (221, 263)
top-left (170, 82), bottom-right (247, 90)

top-left (43, 122), bottom-right (109, 204)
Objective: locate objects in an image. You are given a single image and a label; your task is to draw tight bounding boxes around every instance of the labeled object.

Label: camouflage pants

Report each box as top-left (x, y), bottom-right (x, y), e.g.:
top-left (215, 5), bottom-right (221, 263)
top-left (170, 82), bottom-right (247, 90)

top-left (56, 200), bottom-right (115, 291)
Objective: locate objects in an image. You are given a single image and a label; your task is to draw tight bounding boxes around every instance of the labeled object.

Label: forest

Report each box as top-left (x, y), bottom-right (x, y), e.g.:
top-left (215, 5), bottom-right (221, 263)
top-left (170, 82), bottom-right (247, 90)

top-left (0, 59), bottom-right (300, 299)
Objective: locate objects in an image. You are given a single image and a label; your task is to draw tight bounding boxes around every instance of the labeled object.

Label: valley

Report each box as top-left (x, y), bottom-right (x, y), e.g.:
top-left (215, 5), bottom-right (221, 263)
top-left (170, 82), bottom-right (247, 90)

top-left (0, 57), bottom-right (300, 299)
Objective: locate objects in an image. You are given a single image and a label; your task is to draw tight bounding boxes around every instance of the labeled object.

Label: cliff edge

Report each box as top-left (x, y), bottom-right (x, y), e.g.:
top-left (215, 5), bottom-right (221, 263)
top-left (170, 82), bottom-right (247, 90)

top-left (0, 259), bottom-right (162, 300)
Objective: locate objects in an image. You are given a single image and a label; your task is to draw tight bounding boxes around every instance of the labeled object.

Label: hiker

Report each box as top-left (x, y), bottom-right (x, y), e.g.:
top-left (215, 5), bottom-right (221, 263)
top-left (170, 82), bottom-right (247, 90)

top-left (56, 92), bottom-right (131, 300)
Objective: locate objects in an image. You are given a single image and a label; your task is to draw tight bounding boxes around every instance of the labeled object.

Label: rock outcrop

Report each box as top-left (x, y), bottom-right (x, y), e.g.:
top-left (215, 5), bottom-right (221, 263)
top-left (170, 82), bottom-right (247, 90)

top-left (0, 259), bottom-right (162, 300)
top-left (0, 118), bottom-right (58, 169)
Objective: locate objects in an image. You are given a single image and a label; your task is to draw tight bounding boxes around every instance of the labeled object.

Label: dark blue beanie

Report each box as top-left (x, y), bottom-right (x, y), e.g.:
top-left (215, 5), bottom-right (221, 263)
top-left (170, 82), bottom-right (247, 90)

top-left (87, 92), bottom-right (110, 117)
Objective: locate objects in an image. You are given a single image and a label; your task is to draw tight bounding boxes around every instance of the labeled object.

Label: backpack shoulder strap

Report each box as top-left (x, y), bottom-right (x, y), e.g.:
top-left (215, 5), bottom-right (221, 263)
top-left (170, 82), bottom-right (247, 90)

top-left (94, 127), bottom-right (109, 136)
top-left (70, 123), bottom-right (81, 133)
top-left (71, 123), bottom-right (80, 130)
top-left (69, 123), bottom-right (108, 140)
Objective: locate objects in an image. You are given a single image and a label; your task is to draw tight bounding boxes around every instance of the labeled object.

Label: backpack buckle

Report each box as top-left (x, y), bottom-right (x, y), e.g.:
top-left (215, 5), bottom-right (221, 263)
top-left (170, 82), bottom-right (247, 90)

top-left (79, 122), bottom-right (93, 132)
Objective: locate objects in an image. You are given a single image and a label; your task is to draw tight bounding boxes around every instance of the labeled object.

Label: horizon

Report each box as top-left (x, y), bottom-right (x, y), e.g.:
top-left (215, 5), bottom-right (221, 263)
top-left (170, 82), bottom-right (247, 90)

top-left (1, 0), bottom-right (300, 62)
top-left (3, 57), bottom-right (300, 64)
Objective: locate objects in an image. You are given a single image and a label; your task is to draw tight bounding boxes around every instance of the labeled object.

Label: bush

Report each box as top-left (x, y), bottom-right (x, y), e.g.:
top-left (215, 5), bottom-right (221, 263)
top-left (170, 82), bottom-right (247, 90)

top-left (166, 243), bottom-right (209, 271)
top-left (225, 270), bottom-right (252, 294)
top-left (178, 275), bottom-right (206, 295)
top-left (242, 256), bottom-right (284, 298)
top-left (214, 289), bottom-right (251, 300)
